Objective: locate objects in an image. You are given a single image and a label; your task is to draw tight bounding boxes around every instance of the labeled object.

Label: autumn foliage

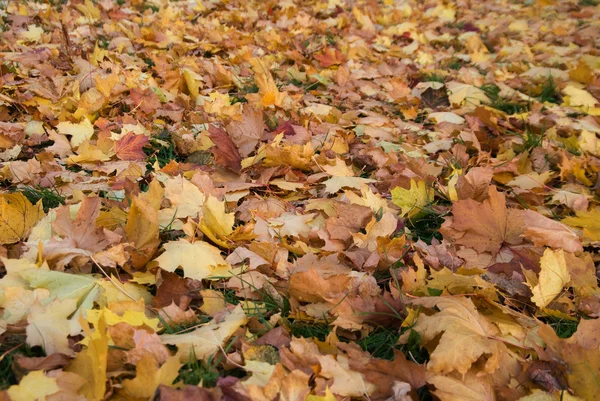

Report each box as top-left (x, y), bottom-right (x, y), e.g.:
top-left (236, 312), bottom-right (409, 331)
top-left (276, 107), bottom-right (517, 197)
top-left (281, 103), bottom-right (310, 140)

top-left (1, 0), bottom-right (600, 400)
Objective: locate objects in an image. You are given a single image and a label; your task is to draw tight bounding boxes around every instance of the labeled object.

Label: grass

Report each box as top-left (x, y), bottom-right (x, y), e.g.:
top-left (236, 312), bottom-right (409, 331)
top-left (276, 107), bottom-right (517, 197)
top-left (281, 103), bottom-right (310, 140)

top-left (480, 83), bottom-right (530, 114)
top-left (421, 72), bottom-right (446, 83)
top-left (579, 0), bottom-right (599, 6)
top-left (510, 125), bottom-right (544, 153)
top-left (541, 316), bottom-right (579, 339)
top-left (157, 311), bottom-right (209, 335)
top-left (21, 185), bottom-right (66, 212)
top-left (0, 343), bottom-right (46, 390)
top-left (229, 83), bottom-right (259, 104)
top-left (536, 76), bottom-right (561, 104)
top-left (444, 57), bottom-right (464, 70)
top-left (405, 206), bottom-right (446, 244)
top-left (357, 327), bottom-right (401, 360)
top-left (521, 128), bottom-right (544, 152)
top-left (176, 346), bottom-right (226, 388)
top-left (287, 320), bottom-right (331, 341)
top-left (144, 129), bottom-right (181, 169)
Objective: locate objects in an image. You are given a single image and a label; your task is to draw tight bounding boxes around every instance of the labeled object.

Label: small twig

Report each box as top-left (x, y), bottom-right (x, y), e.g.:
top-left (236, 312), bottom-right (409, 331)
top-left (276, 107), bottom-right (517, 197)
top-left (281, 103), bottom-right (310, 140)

top-left (90, 255), bottom-right (137, 302)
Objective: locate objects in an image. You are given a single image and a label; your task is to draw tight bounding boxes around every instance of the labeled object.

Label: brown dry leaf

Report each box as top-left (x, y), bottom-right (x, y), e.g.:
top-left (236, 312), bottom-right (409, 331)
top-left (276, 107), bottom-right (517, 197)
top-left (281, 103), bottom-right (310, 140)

top-left (339, 342), bottom-right (426, 400)
top-left (288, 267), bottom-right (351, 303)
top-left (52, 196), bottom-right (111, 253)
top-left (522, 210), bottom-right (582, 253)
top-left (441, 186), bottom-right (524, 255)
top-left (401, 296), bottom-right (513, 376)
top-left (209, 125), bottom-right (242, 173)
top-left (226, 105), bottom-right (264, 157)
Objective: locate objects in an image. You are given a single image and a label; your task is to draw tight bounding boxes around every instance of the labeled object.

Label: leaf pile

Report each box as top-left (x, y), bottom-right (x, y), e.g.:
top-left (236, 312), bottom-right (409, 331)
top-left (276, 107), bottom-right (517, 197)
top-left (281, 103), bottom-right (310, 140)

top-left (1, 0), bottom-right (600, 400)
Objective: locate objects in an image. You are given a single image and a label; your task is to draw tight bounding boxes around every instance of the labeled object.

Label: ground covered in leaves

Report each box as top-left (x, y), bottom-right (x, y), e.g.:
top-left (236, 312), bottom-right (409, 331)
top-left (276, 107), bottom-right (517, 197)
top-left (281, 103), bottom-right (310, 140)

top-left (1, 0), bottom-right (600, 400)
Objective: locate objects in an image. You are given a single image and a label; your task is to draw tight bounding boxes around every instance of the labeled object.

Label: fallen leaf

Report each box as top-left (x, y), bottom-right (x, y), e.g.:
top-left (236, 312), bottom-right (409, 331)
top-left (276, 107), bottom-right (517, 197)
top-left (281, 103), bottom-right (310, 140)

top-left (155, 239), bottom-right (233, 281)
top-left (402, 296), bottom-right (512, 375)
top-left (441, 186), bottom-right (524, 255)
top-left (121, 354), bottom-right (181, 398)
top-left (7, 370), bottom-right (59, 401)
top-left (0, 193), bottom-right (44, 244)
top-left (529, 248), bottom-right (570, 308)
top-left (209, 125), bottom-right (242, 173)
top-left (160, 304), bottom-right (248, 362)
top-left (391, 179), bottom-right (434, 218)
top-left (114, 132), bottom-right (149, 161)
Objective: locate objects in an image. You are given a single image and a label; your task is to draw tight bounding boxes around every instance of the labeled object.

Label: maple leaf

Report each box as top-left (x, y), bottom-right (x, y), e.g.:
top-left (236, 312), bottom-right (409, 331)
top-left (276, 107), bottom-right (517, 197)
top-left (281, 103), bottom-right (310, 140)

top-left (52, 196), bottom-right (111, 253)
top-left (155, 239), bottom-right (234, 281)
top-left (440, 186), bottom-right (524, 255)
top-left (528, 248), bottom-right (570, 308)
top-left (317, 354), bottom-right (375, 397)
top-left (26, 297), bottom-right (79, 355)
top-left (113, 131), bottom-right (149, 161)
top-left (402, 296), bottom-right (513, 376)
top-left (352, 212), bottom-right (397, 251)
top-left (7, 370), bottom-right (60, 401)
top-left (522, 210), bottom-right (582, 253)
top-left (339, 342), bottom-right (426, 400)
top-left (248, 58), bottom-right (287, 108)
top-left (561, 208), bottom-right (600, 243)
top-left (226, 105), bottom-right (264, 157)
top-left (0, 193), bottom-right (44, 244)
top-left (427, 370), bottom-right (495, 401)
top-left (56, 117), bottom-right (94, 148)
top-left (264, 140), bottom-right (314, 170)
top-left (121, 354), bottom-right (181, 398)
top-left (540, 319), bottom-right (600, 400)
top-left (391, 179), bottom-right (434, 218)
top-left (65, 313), bottom-right (109, 401)
top-left (161, 304), bottom-right (248, 362)
top-left (199, 195), bottom-right (235, 247)
top-left (208, 125), bottom-right (242, 173)
top-left (289, 267), bottom-right (351, 303)
top-left (125, 179), bottom-right (162, 267)
top-left (314, 48), bottom-right (346, 67)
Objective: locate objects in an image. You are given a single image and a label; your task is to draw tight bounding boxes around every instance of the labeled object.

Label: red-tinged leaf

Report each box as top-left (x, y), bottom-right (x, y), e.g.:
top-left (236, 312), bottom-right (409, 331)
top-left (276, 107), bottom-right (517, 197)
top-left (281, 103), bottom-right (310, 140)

top-left (208, 125), bottom-right (241, 173)
top-left (314, 48), bottom-right (345, 67)
top-left (114, 132), bottom-right (149, 161)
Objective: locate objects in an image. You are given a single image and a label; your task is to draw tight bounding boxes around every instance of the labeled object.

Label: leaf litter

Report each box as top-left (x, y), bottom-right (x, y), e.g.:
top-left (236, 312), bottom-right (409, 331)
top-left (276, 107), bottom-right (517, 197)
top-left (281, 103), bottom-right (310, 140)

top-left (0, 0), bottom-right (600, 400)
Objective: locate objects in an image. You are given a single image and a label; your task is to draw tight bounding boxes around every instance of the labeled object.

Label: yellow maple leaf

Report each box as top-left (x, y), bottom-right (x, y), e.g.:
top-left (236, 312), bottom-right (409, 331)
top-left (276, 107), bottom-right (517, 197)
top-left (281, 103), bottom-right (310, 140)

top-left (158, 175), bottom-right (204, 224)
top-left (56, 117), bottom-right (94, 148)
top-left (199, 196), bottom-right (235, 247)
top-left (126, 179), bottom-right (162, 266)
top-left (248, 58), bottom-right (286, 108)
top-left (528, 248), bottom-right (571, 309)
top-left (264, 140), bottom-right (314, 170)
top-left (183, 68), bottom-right (201, 100)
top-left (66, 140), bottom-right (112, 164)
top-left (391, 179), bottom-right (433, 219)
top-left (563, 85), bottom-right (598, 108)
top-left (344, 184), bottom-right (392, 214)
top-left (66, 313), bottom-right (109, 401)
top-left (86, 307), bottom-right (159, 332)
top-left (562, 208), bottom-right (600, 242)
top-left (155, 239), bottom-right (235, 281)
top-left (427, 370), bottom-right (495, 401)
top-left (0, 193), bottom-right (44, 245)
top-left (7, 370), bottom-right (59, 401)
top-left (121, 354), bottom-right (181, 398)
